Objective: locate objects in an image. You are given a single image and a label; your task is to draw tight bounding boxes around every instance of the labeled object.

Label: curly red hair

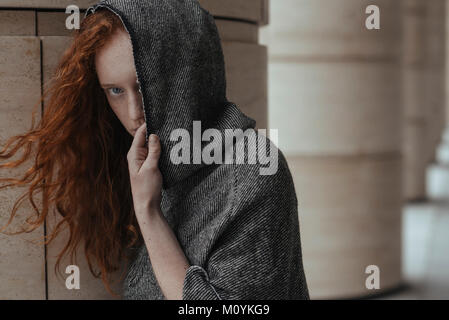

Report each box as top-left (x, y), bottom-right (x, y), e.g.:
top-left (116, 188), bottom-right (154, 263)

top-left (0, 9), bottom-right (143, 297)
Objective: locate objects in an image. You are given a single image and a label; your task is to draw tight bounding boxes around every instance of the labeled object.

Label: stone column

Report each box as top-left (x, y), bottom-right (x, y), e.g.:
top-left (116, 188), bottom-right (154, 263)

top-left (427, 0), bottom-right (449, 200)
top-left (261, 0), bottom-right (403, 298)
top-left (424, 0), bottom-right (446, 165)
top-left (402, 0), bottom-right (430, 201)
top-left (440, 0), bottom-right (449, 164)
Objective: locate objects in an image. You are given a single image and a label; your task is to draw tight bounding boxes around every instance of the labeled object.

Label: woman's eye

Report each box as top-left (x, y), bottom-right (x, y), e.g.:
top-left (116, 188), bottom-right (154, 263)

top-left (108, 87), bottom-right (124, 96)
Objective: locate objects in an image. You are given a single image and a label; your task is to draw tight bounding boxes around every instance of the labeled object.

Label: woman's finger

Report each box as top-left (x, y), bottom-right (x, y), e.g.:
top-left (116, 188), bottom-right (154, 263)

top-left (142, 134), bottom-right (161, 169)
top-left (130, 122), bottom-right (147, 151)
top-left (128, 123), bottom-right (147, 160)
top-left (127, 123), bottom-right (148, 172)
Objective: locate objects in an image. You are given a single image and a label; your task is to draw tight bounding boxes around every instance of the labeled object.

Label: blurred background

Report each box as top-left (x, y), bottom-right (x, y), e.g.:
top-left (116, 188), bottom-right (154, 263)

top-left (0, 0), bottom-right (448, 299)
top-left (260, 0), bottom-right (449, 299)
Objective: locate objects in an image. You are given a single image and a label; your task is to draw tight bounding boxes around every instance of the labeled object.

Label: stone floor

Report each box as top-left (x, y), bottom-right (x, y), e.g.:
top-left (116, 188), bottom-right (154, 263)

top-left (375, 201), bottom-right (449, 299)
top-left (371, 139), bottom-right (449, 300)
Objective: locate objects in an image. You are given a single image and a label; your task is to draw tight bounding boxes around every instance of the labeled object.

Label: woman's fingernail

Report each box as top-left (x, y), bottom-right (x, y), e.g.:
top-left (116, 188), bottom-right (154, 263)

top-left (149, 134), bottom-right (157, 143)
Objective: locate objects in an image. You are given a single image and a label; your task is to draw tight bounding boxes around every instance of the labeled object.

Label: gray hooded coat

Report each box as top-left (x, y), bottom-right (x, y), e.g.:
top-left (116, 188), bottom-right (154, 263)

top-left (85, 0), bottom-right (309, 300)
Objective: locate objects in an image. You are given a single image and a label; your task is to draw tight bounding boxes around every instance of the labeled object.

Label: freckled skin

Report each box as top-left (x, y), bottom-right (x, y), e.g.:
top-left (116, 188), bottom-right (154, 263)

top-left (95, 28), bottom-right (145, 137)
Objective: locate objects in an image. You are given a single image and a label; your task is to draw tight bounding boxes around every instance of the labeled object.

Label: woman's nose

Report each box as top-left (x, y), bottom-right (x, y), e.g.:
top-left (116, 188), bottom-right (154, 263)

top-left (128, 90), bottom-right (144, 121)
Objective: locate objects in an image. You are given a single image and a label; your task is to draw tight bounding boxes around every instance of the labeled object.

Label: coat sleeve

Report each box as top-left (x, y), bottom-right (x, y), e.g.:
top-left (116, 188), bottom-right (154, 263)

top-left (182, 149), bottom-right (310, 300)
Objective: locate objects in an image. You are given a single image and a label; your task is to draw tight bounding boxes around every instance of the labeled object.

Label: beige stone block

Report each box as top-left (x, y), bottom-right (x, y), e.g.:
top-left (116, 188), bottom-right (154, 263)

top-left (288, 154), bottom-right (403, 299)
top-left (215, 20), bottom-right (258, 43)
top-left (46, 212), bottom-right (124, 299)
top-left (0, 37), bottom-right (41, 139)
top-left (222, 42), bottom-right (267, 131)
top-left (0, 10), bottom-right (35, 35)
top-left (199, 0), bottom-right (268, 25)
top-left (260, 0), bottom-right (401, 59)
top-left (0, 0), bottom-right (95, 9)
top-left (0, 36), bottom-right (45, 299)
top-left (37, 12), bottom-right (73, 36)
top-left (41, 36), bottom-right (72, 86)
top-left (268, 61), bottom-right (401, 155)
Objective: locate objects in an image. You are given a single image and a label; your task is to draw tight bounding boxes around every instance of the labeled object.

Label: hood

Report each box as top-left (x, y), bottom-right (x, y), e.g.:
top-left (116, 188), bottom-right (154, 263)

top-left (85, 0), bottom-right (256, 190)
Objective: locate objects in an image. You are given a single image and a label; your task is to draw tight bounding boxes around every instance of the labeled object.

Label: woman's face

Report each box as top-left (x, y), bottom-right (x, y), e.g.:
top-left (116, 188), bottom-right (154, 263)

top-left (95, 28), bottom-right (145, 137)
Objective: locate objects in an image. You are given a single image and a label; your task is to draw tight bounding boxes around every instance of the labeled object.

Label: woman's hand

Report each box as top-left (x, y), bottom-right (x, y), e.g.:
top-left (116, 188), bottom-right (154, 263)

top-left (127, 123), bottom-right (163, 214)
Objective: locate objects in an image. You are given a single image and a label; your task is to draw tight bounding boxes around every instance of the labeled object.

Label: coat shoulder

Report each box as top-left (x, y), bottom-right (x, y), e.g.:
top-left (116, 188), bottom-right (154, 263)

top-left (231, 131), bottom-right (298, 213)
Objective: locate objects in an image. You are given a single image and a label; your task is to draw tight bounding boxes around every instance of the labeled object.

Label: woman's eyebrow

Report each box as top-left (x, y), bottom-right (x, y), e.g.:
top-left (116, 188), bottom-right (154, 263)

top-left (101, 83), bottom-right (119, 87)
top-left (101, 80), bottom-right (140, 88)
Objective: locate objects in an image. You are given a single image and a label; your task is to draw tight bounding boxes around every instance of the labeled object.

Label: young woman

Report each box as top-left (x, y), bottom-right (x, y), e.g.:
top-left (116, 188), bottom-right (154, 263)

top-left (0, 0), bottom-right (309, 300)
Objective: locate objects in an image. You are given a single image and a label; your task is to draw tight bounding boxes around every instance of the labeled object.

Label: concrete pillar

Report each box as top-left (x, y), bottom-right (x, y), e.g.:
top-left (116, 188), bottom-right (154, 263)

top-left (261, 0), bottom-right (403, 298)
top-left (407, 0), bottom-right (447, 201)
top-left (440, 0), bottom-right (449, 163)
top-left (424, 0), bottom-right (446, 164)
top-left (427, 0), bottom-right (449, 200)
top-left (402, 0), bottom-right (429, 201)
